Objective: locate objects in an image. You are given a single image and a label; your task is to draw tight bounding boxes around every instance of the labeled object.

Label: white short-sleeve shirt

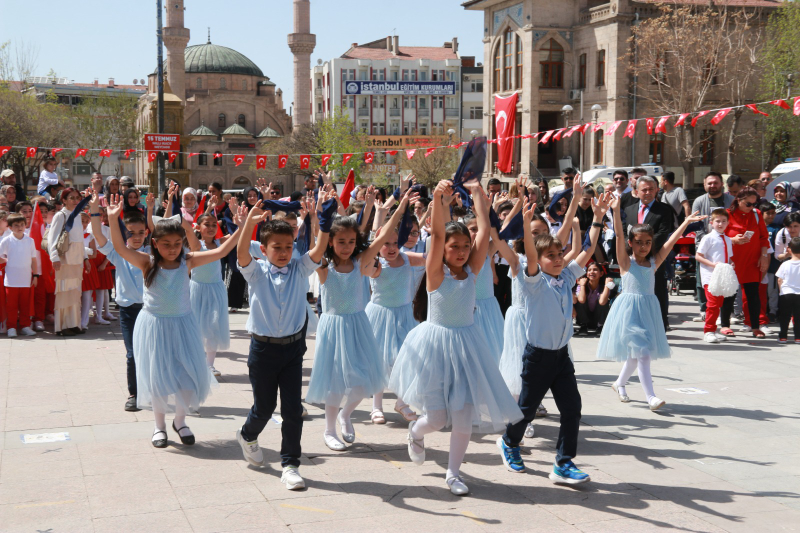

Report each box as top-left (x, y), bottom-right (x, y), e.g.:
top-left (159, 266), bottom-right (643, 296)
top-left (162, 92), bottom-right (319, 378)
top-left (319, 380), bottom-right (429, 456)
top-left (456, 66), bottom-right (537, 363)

top-left (0, 234), bottom-right (37, 287)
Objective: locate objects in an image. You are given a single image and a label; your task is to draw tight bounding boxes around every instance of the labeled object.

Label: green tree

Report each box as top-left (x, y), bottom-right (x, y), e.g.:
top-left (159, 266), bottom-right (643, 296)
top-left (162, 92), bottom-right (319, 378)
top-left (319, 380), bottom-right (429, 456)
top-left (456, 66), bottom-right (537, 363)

top-left (397, 136), bottom-right (459, 188)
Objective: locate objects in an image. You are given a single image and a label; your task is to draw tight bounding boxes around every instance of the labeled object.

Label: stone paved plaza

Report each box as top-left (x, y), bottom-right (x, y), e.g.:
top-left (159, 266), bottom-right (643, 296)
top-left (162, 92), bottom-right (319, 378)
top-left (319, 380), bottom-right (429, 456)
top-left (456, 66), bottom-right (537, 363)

top-left (0, 294), bottom-right (798, 532)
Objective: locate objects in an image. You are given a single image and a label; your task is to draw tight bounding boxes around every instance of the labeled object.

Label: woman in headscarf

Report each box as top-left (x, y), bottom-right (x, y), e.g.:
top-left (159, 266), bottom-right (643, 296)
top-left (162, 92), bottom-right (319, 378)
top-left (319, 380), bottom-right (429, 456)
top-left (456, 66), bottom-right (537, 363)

top-left (772, 181), bottom-right (800, 227)
top-left (181, 187), bottom-right (199, 221)
top-left (103, 176), bottom-right (120, 200)
top-left (122, 187), bottom-right (144, 216)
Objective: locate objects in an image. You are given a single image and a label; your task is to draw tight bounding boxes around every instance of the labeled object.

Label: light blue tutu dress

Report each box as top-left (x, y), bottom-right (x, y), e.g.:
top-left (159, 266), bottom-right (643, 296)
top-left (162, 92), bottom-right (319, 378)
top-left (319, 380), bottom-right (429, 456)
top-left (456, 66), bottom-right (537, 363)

top-left (499, 256), bottom-right (527, 396)
top-left (190, 240), bottom-right (230, 352)
top-left (389, 265), bottom-right (523, 433)
top-left (306, 259), bottom-right (386, 406)
top-left (596, 258), bottom-right (672, 362)
top-left (133, 259), bottom-right (214, 412)
top-left (365, 252), bottom-right (418, 372)
top-left (402, 238), bottom-right (426, 296)
top-left (474, 255), bottom-right (504, 364)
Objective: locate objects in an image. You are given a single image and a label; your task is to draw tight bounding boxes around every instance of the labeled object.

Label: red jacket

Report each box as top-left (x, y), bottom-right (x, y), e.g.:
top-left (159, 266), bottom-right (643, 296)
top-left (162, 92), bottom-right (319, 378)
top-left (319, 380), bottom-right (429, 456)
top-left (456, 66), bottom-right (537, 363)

top-left (725, 208), bottom-right (769, 284)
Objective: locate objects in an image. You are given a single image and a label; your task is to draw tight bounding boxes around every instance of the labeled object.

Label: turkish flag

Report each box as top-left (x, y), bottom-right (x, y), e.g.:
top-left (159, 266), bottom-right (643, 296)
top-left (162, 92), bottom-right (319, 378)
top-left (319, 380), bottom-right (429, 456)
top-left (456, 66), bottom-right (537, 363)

top-left (256, 155), bottom-right (267, 169)
top-left (51, 148), bottom-right (63, 157)
top-left (606, 121), bottom-right (623, 136)
top-left (674, 113), bottom-right (691, 127)
top-left (278, 155), bottom-right (288, 169)
top-left (529, 132), bottom-right (541, 140)
top-left (487, 139), bottom-right (496, 144)
top-left (424, 147), bottom-right (436, 158)
top-left (386, 150), bottom-right (398, 156)
top-left (654, 116), bottom-right (669, 134)
top-left (580, 123), bottom-right (592, 134)
top-left (76, 148), bottom-right (88, 157)
top-left (553, 128), bottom-right (566, 141)
top-left (320, 154), bottom-right (331, 166)
top-left (189, 152), bottom-right (200, 158)
top-left (124, 149), bottom-right (135, 159)
top-left (405, 149), bottom-right (416, 159)
top-left (593, 122), bottom-right (606, 132)
top-left (645, 118), bottom-right (655, 135)
top-left (539, 130), bottom-right (554, 144)
top-left (771, 99), bottom-right (790, 110)
top-left (745, 104), bottom-right (769, 117)
top-left (213, 152), bottom-right (223, 160)
top-left (340, 169), bottom-right (355, 209)
top-left (233, 154), bottom-right (245, 167)
top-left (99, 149), bottom-right (112, 158)
top-left (26, 147), bottom-right (37, 158)
top-left (300, 155), bottom-right (310, 169)
top-left (342, 153), bottom-right (353, 165)
top-left (147, 151), bottom-right (157, 163)
top-left (169, 152), bottom-right (178, 164)
top-left (364, 152), bottom-right (374, 163)
top-left (0, 146), bottom-right (10, 157)
top-left (623, 120), bottom-right (638, 139)
top-left (794, 96), bottom-right (800, 116)
top-left (494, 92), bottom-right (518, 173)
top-left (710, 108), bottom-right (732, 125)
top-left (691, 110), bottom-right (710, 127)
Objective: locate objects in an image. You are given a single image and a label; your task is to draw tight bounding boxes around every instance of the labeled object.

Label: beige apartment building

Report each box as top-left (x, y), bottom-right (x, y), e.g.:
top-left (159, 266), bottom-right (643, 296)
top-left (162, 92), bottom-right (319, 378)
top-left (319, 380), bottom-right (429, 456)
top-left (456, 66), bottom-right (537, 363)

top-left (463, 0), bottom-right (780, 186)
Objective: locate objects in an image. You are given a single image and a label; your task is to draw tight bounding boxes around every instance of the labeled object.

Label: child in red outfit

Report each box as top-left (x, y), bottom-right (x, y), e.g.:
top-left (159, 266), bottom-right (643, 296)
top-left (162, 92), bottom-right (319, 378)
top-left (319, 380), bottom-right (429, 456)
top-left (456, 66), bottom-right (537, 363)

top-left (696, 208), bottom-right (735, 342)
top-left (0, 213), bottom-right (38, 336)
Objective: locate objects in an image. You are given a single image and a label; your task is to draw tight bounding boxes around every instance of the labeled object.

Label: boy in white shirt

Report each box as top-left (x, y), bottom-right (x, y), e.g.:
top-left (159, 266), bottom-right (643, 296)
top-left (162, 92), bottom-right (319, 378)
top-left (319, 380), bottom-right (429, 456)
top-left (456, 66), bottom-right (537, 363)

top-left (0, 213), bottom-right (38, 337)
top-left (695, 208), bottom-right (735, 343)
top-left (776, 237), bottom-right (800, 344)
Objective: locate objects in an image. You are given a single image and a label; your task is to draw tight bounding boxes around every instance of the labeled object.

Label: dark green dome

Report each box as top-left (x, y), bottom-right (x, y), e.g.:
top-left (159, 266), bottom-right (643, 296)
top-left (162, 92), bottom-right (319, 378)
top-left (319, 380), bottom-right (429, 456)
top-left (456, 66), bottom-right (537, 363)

top-left (184, 42), bottom-right (264, 77)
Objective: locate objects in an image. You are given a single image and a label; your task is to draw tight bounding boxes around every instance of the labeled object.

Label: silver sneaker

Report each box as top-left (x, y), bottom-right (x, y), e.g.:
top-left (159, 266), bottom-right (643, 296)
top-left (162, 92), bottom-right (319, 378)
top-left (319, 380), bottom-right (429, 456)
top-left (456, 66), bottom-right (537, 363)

top-left (281, 466), bottom-right (306, 490)
top-left (407, 420), bottom-right (425, 465)
top-left (447, 475), bottom-right (469, 496)
top-left (236, 429), bottom-right (265, 467)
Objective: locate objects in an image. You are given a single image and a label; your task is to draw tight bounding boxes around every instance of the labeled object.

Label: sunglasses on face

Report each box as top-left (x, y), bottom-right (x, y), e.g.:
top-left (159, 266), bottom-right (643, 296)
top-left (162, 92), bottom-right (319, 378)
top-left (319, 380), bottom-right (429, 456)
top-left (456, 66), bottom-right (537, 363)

top-left (614, 177), bottom-right (627, 182)
top-left (742, 201), bottom-right (756, 208)
top-left (269, 191), bottom-right (280, 196)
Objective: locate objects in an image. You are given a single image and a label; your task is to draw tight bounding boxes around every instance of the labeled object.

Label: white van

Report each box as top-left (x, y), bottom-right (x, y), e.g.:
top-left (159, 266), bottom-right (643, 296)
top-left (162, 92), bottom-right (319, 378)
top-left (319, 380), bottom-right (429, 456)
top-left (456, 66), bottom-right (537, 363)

top-left (769, 158), bottom-right (800, 180)
top-left (549, 165), bottom-right (665, 194)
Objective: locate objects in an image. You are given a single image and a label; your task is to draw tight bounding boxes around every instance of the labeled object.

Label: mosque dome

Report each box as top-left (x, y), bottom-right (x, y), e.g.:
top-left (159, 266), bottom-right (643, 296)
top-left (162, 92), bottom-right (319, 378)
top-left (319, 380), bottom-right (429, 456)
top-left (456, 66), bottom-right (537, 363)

top-left (184, 42), bottom-right (264, 77)
top-left (222, 123), bottom-right (252, 136)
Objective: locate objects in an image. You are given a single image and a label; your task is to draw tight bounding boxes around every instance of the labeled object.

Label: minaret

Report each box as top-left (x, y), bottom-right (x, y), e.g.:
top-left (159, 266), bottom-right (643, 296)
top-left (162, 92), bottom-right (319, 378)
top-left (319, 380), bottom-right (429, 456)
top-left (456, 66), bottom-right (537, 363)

top-left (288, 0), bottom-right (316, 129)
top-left (163, 0), bottom-right (190, 101)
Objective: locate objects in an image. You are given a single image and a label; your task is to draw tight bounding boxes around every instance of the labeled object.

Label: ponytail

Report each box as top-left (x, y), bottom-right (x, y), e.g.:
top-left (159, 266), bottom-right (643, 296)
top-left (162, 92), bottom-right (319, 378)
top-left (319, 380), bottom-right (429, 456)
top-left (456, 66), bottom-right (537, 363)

top-left (412, 272), bottom-right (428, 322)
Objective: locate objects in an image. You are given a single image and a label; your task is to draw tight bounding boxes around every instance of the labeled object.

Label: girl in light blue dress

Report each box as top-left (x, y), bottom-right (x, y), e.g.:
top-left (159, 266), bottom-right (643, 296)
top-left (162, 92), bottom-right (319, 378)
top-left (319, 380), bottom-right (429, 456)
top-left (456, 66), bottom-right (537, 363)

top-left (389, 181), bottom-right (522, 497)
top-left (598, 196), bottom-right (704, 411)
top-left (186, 214), bottom-right (240, 378)
top-left (366, 223), bottom-right (426, 424)
top-left (307, 193), bottom-right (417, 452)
top-left (401, 216), bottom-right (427, 294)
top-left (104, 193), bottom-right (244, 449)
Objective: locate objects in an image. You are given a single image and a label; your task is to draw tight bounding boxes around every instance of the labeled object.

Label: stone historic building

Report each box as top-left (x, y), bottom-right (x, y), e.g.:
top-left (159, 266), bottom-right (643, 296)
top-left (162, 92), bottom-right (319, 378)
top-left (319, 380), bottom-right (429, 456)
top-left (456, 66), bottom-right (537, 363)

top-left (463, 0), bottom-right (780, 187)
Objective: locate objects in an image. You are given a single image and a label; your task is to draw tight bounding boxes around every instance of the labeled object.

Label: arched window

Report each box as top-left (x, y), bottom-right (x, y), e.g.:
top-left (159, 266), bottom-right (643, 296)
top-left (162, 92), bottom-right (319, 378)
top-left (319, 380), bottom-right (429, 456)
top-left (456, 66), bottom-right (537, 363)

top-left (242, 79), bottom-right (247, 91)
top-left (219, 77), bottom-right (226, 89)
top-left (196, 77), bottom-right (202, 89)
top-left (233, 176), bottom-right (250, 187)
top-left (504, 29), bottom-right (513, 91)
top-left (493, 42), bottom-right (501, 92)
top-left (594, 130), bottom-right (604, 165)
top-left (213, 151), bottom-right (222, 166)
top-left (198, 150), bottom-right (208, 166)
top-left (539, 39), bottom-right (564, 88)
top-left (237, 114), bottom-right (246, 128)
top-left (516, 36), bottom-right (523, 89)
top-left (218, 113), bottom-right (226, 129)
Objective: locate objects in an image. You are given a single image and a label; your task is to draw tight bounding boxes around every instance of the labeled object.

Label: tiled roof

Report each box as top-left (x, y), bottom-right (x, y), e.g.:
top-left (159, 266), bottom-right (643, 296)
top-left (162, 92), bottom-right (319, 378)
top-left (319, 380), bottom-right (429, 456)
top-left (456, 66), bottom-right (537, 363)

top-left (72, 83), bottom-right (146, 91)
top-left (633, 0), bottom-right (781, 6)
top-left (342, 46), bottom-right (459, 61)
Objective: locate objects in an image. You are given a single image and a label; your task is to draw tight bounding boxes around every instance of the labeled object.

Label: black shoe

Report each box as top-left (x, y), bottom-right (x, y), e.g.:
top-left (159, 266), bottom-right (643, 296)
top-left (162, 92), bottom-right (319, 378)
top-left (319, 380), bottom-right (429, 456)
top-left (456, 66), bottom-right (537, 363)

top-left (576, 326), bottom-right (589, 337)
top-left (71, 327), bottom-right (86, 335)
top-left (172, 421), bottom-right (195, 445)
top-left (152, 429), bottom-right (168, 448)
top-left (665, 325), bottom-right (672, 332)
top-left (56, 328), bottom-right (78, 337)
top-left (125, 395), bottom-right (141, 412)
top-left (594, 326), bottom-right (603, 337)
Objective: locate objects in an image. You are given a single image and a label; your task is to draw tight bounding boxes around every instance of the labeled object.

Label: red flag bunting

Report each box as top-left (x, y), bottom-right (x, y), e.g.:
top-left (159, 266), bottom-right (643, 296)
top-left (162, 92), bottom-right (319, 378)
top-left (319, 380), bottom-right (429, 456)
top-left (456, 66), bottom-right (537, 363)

top-left (256, 155), bottom-right (267, 169)
top-left (710, 108), bottom-right (732, 125)
top-left (770, 99), bottom-right (790, 110)
top-left (51, 148), bottom-right (63, 157)
top-left (26, 147), bottom-right (37, 158)
top-left (539, 130), bottom-right (554, 144)
top-left (623, 120), bottom-right (638, 138)
top-left (213, 152), bottom-right (223, 159)
top-left (342, 153), bottom-right (353, 165)
top-left (691, 110), bottom-right (710, 127)
top-left (553, 128), bottom-right (566, 141)
top-left (0, 146), bottom-right (10, 157)
top-left (75, 148), bottom-right (88, 157)
top-left (745, 104), bottom-right (769, 117)
top-left (320, 154), bottom-right (331, 166)
top-left (147, 151), bottom-right (157, 163)
top-left (424, 147), bottom-right (436, 158)
top-left (99, 149), bottom-right (112, 158)
top-left (168, 152), bottom-right (178, 164)
top-left (675, 113), bottom-right (691, 127)
top-left (124, 149), bottom-right (135, 159)
top-left (494, 92), bottom-right (518, 173)
top-left (563, 125), bottom-right (581, 138)
top-left (233, 154), bottom-right (245, 167)
top-left (299, 155), bottom-right (310, 169)
top-left (487, 139), bottom-right (497, 144)
top-left (364, 152), bottom-right (374, 163)
top-left (580, 123), bottom-right (592, 134)
top-left (794, 96), bottom-right (800, 116)
top-left (654, 116), bottom-right (669, 134)
top-left (340, 169), bottom-right (355, 209)
top-left (405, 149), bottom-right (416, 159)
top-left (278, 155), bottom-right (288, 169)
top-left (386, 150), bottom-right (398, 156)
top-left (645, 118), bottom-right (655, 135)
top-left (189, 152), bottom-right (200, 158)
top-left (593, 122), bottom-right (606, 132)
top-left (606, 121), bottom-right (623, 135)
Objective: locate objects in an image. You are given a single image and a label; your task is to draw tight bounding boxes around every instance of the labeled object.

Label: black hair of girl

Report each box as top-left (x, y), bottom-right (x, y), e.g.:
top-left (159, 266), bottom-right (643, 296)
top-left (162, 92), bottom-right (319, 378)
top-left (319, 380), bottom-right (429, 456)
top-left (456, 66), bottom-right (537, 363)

top-left (625, 223), bottom-right (655, 259)
top-left (144, 218), bottom-right (186, 288)
top-left (513, 212), bottom-right (548, 254)
top-left (728, 186), bottom-right (758, 214)
top-left (323, 215), bottom-right (369, 264)
top-left (582, 261), bottom-right (608, 288)
top-left (194, 213), bottom-right (217, 241)
top-left (412, 221), bottom-right (471, 322)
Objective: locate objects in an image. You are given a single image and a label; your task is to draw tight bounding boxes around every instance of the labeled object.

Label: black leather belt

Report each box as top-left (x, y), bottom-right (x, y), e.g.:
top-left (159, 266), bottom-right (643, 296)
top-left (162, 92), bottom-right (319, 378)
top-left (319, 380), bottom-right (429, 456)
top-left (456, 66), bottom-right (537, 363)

top-left (252, 330), bottom-right (304, 345)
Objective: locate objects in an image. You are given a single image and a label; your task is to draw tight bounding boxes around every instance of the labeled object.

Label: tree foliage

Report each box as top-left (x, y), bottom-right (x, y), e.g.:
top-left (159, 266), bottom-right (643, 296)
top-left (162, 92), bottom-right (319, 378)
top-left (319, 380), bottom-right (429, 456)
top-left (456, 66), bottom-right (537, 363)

top-left (397, 136), bottom-right (459, 188)
top-left (70, 92), bottom-right (141, 173)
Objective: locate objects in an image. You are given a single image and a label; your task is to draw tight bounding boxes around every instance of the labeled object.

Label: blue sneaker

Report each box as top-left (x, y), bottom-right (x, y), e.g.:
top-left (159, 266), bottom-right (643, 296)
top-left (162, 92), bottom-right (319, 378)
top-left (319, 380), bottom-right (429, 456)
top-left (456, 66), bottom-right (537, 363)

top-left (549, 461), bottom-right (590, 485)
top-left (497, 437), bottom-right (525, 472)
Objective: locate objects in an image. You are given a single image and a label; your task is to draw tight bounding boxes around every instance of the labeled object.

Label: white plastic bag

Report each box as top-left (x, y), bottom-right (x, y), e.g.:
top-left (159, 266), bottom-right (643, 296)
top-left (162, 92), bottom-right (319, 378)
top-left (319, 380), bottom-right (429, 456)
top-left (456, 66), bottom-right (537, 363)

top-left (708, 263), bottom-right (738, 297)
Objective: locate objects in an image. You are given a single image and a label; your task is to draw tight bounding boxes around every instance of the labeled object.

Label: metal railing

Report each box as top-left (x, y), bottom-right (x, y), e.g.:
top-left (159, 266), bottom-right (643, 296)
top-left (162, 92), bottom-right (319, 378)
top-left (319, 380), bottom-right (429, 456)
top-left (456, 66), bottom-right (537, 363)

top-left (358, 108), bottom-right (370, 116)
top-left (445, 108), bottom-right (459, 117)
top-left (418, 108), bottom-right (429, 117)
top-left (389, 108), bottom-right (401, 116)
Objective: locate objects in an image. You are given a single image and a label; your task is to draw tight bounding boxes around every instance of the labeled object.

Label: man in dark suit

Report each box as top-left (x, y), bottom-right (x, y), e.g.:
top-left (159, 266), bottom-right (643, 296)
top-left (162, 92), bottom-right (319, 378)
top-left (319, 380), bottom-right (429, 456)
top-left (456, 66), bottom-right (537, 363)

top-left (623, 175), bottom-right (674, 330)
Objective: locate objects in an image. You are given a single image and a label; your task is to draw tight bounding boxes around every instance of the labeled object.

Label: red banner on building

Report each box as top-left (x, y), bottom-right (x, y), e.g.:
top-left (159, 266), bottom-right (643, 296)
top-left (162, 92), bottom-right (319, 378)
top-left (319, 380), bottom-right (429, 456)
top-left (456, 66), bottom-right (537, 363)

top-left (494, 92), bottom-right (518, 173)
top-left (143, 134), bottom-right (180, 152)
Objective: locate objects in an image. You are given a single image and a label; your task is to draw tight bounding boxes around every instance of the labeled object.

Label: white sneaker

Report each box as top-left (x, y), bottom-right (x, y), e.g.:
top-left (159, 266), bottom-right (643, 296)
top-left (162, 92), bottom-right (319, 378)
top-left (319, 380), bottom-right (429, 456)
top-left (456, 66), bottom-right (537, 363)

top-left (20, 327), bottom-right (36, 336)
top-left (713, 332), bottom-right (728, 342)
top-left (740, 325), bottom-right (752, 333)
top-left (716, 317), bottom-right (721, 325)
top-left (524, 422), bottom-right (535, 439)
top-left (281, 466), bottom-right (306, 490)
top-left (649, 397), bottom-right (666, 411)
top-left (236, 429), bottom-right (265, 467)
top-left (760, 326), bottom-right (773, 335)
top-left (103, 313), bottom-right (117, 321)
top-left (7, 328), bottom-right (17, 338)
top-left (34, 321), bottom-right (45, 332)
top-left (95, 317), bottom-right (110, 325)
top-left (693, 313), bottom-right (706, 322)
top-left (704, 332), bottom-right (720, 344)
top-left (406, 420), bottom-right (425, 465)
top-left (324, 432), bottom-right (346, 452)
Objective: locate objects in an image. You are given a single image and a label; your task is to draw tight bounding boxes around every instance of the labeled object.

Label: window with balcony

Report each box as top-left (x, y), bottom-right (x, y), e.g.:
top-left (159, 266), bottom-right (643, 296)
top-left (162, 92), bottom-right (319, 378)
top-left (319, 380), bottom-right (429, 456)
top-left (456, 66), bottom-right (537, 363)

top-left (596, 49), bottom-right (606, 86)
top-left (579, 53), bottom-right (587, 89)
top-left (540, 39), bottom-right (564, 88)
top-left (418, 97), bottom-right (428, 109)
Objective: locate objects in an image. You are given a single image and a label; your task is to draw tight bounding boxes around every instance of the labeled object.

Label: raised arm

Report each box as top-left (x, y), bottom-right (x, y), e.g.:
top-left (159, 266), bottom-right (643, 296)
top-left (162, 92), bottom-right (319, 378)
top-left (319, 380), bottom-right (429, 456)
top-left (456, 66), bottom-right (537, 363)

top-left (425, 181), bottom-right (450, 291)
top-left (182, 216), bottom-right (202, 252)
top-left (145, 193), bottom-right (156, 233)
top-left (358, 185), bottom-right (376, 233)
top-left (309, 190), bottom-right (332, 264)
top-left (359, 189), bottom-right (419, 276)
top-left (237, 201), bottom-right (270, 269)
top-left (466, 182), bottom-right (491, 275)
top-left (106, 194), bottom-right (151, 271)
top-left (490, 226), bottom-right (520, 275)
top-left (575, 191), bottom-right (610, 268)
top-left (521, 197), bottom-right (539, 276)
top-left (610, 194), bottom-right (630, 273)
top-left (654, 211), bottom-right (707, 269)
top-left (563, 217), bottom-right (582, 263)
top-left (88, 191), bottom-right (108, 249)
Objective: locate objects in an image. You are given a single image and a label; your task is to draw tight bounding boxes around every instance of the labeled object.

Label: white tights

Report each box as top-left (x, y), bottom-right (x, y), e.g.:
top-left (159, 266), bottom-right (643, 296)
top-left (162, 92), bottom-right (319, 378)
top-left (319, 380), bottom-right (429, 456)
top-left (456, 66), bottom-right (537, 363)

top-left (152, 392), bottom-right (191, 440)
top-left (615, 355), bottom-right (655, 401)
top-left (410, 407), bottom-right (473, 480)
top-left (372, 392), bottom-right (410, 412)
top-left (206, 349), bottom-right (216, 367)
top-left (325, 387), bottom-right (366, 437)
top-left (80, 291), bottom-right (92, 329)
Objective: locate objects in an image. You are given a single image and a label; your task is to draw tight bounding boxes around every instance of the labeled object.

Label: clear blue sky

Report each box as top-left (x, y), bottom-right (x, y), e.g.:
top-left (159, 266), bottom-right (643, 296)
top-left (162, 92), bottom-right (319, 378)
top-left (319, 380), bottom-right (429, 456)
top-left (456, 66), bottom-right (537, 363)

top-left (3, 0), bottom-right (484, 108)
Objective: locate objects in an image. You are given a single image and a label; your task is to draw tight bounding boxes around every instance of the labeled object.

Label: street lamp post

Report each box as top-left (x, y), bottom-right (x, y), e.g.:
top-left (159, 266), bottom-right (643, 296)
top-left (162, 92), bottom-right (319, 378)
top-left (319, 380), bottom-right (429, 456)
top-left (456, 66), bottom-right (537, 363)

top-left (591, 103), bottom-right (602, 169)
top-left (561, 104), bottom-right (573, 173)
top-left (155, 0), bottom-right (166, 196)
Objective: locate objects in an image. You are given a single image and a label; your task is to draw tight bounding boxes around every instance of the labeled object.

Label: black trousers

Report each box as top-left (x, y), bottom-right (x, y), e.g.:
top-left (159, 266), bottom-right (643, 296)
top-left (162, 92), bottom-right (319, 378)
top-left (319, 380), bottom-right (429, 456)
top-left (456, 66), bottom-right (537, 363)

top-left (779, 293), bottom-right (800, 339)
top-left (654, 263), bottom-right (669, 328)
top-left (575, 300), bottom-right (609, 329)
top-left (241, 333), bottom-right (307, 468)
top-left (494, 263), bottom-right (512, 317)
top-left (118, 304), bottom-right (141, 397)
top-left (504, 344), bottom-right (582, 466)
top-left (226, 268), bottom-right (248, 309)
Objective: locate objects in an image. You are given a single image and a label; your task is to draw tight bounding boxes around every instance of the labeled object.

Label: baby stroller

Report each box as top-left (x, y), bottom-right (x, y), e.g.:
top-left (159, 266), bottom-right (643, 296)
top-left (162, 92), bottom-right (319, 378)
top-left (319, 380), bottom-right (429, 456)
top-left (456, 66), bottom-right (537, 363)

top-left (669, 232), bottom-right (696, 296)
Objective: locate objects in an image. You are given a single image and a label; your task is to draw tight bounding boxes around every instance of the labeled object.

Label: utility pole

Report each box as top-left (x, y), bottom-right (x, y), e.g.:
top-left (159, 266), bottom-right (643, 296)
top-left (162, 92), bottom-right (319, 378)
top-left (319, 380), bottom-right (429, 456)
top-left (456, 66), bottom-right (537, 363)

top-left (156, 0), bottom-right (166, 196)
